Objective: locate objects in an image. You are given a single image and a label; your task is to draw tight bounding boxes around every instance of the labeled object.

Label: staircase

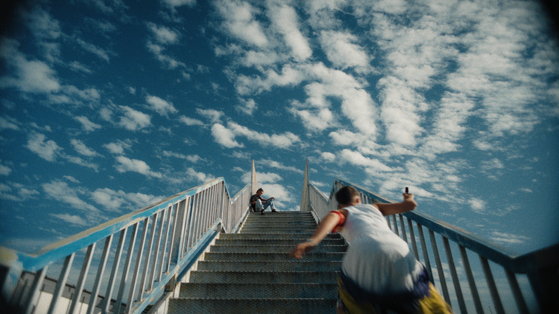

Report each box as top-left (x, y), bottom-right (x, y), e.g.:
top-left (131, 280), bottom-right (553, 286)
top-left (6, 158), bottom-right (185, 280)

top-left (168, 211), bottom-right (347, 313)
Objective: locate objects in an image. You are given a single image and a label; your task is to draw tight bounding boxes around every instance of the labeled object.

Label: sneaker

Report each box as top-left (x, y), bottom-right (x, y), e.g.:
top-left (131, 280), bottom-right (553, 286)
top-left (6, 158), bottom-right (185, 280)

top-left (261, 210), bottom-right (265, 215)
top-left (272, 209), bottom-right (278, 212)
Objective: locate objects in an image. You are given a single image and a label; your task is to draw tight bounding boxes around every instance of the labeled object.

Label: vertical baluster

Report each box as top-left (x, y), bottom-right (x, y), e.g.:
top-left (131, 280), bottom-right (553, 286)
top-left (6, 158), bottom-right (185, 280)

top-left (182, 197), bottom-right (193, 255)
top-left (10, 274), bottom-right (28, 310)
top-left (158, 204), bottom-right (174, 280)
top-left (442, 237), bottom-right (467, 313)
top-left (407, 218), bottom-right (420, 260)
top-left (416, 224), bottom-right (434, 284)
top-left (68, 243), bottom-right (95, 314)
top-left (102, 228), bottom-right (127, 314)
top-left (198, 190), bottom-right (206, 241)
top-left (148, 209), bottom-right (166, 291)
top-left (208, 185), bottom-right (215, 227)
top-left (187, 194), bottom-right (199, 250)
top-left (87, 235), bottom-right (113, 314)
top-left (479, 256), bottom-right (505, 314)
top-left (115, 223), bottom-right (138, 314)
top-left (201, 188), bottom-right (210, 232)
top-left (212, 185), bottom-right (219, 223)
top-left (183, 197), bottom-right (195, 254)
top-left (167, 202), bottom-right (180, 269)
top-left (23, 266), bottom-right (48, 314)
top-left (186, 196), bottom-right (196, 253)
top-left (429, 230), bottom-right (451, 305)
top-left (126, 218), bottom-right (150, 313)
top-left (139, 212), bottom-right (159, 300)
top-left (459, 245), bottom-right (484, 314)
top-left (505, 269), bottom-right (529, 314)
top-left (399, 215), bottom-right (408, 243)
top-left (392, 215), bottom-right (400, 236)
top-left (47, 254), bottom-right (74, 314)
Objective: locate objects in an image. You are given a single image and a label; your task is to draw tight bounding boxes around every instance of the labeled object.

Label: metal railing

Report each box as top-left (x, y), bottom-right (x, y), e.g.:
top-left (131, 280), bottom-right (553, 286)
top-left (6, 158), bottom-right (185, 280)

top-left (0, 172), bottom-right (254, 314)
top-left (305, 177), bottom-right (559, 314)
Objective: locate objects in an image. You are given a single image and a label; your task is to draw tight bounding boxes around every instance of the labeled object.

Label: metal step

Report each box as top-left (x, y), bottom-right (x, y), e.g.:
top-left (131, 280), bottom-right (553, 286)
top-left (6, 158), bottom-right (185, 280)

top-left (168, 210), bottom-right (346, 314)
top-left (219, 232), bottom-right (342, 240)
top-left (203, 252), bottom-right (345, 261)
top-left (196, 260), bottom-right (343, 272)
top-left (189, 271), bottom-right (340, 284)
top-left (168, 298), bottom-right (337, 314)
top-left (209, 245), bottom-right (347, 253)
top-left (179, 283), bottom-right (337, 299)
top-left (214, 238), bottom-right (346, 246)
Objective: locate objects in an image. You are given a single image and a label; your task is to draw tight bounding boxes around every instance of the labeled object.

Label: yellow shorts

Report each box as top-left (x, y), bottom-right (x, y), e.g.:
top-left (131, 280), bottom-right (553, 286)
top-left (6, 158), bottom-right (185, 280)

top-left (338, 277), bottom-right (453, 314)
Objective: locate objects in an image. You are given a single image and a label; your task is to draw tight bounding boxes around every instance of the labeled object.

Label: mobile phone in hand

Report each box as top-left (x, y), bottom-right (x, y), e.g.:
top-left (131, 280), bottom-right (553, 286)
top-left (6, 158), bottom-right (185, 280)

top-left (405, 187), bottom-right (409, 194)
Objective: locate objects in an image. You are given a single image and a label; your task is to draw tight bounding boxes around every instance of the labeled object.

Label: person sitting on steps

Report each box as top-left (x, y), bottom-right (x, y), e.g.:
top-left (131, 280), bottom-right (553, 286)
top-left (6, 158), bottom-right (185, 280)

top-left (250, 188), bottom-right (278, 215)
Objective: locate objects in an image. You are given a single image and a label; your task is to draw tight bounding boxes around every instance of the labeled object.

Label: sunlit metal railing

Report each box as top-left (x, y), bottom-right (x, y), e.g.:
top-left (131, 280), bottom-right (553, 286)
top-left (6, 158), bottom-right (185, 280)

top-left (305, 177), bottom-right (559, 314)
top-left (0, 172), bottom-right (254, 314)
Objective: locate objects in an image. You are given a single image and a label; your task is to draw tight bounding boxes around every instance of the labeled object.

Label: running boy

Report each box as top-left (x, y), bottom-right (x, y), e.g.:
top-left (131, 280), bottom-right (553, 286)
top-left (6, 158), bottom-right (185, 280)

top-left (290, 186), bottom-right (452, 314)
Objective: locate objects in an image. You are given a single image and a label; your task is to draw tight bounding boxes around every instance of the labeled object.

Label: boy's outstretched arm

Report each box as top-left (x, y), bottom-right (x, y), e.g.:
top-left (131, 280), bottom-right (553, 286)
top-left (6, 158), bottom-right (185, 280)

top-left (289, 210), bottom-right (347, 259)
top-left (375, 193), bottom-right (417, 216)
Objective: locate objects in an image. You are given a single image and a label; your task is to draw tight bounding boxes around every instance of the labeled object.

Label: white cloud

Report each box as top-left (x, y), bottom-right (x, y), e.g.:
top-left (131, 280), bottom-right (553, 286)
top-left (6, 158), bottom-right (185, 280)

top-left (118, 106), bottom-right (152, 131)
top-left (236, 98), bottom-right (257, 115)
top-left (71, 139), bottom-right (99, 157)
top-left (321, 152), bottom-right (336, 163)
top-left (115, 156), bottom-right (162, 178)
top-left (75, 38), bottom-right (111, 62)
top-left (75, 116), bottom-right (102, 132)
top-left (339, 149), bottom-right (392, 172)
top-left (146, 95), bottom-right (178, 116)
top-left (0, 39), bottom-right (61, 94)
top-left (319, 30), bottom-right (370, 71)
top-left (147, 42), bottom-right (186, 69)
top-left (26, 133), bottom-right (62, 162)
top-left (0, 116), bottom-right (19, 130)
top-left (186, 167), bottom-right (215, 183)
top-left (42, 181), bottom-right (99, 212)
top-left (214, 0), bottom-right (269, 48)
top-left (235, 65), bottom-right (305, 95)
top-left (227, 122), bottom-right (300, 149)
top-left (0, 164), bottom-right (12, 176)
top-left (490, 231), bottom-right (530, 245)
top-left (211, 123), bottom-right (244, 148)
top-left (147, 23), bottom-right (179, 45)
top-left (104, 141), bottom-right (131, 155)
top-left (91, 188), bottom-right (162, 212)
top-left (268, 4), bottom-right (312, 61)
top-left (377, 77), bottom-right (426, 146)
top-left (469, 198), bottom-right (486, 214)
top-left (179, 115), bottom-right (205, 126)
top-left (258, 159), bottom-right (304, 174)
top-left (161, 0), bottom-right (196, 8)
top-left (50, 213), bottom-right (88, 226)
top-left (162, 150), bottom-right (202, 163)
top-left (481, 158), bottom-right (505, 170)
top-left (197, 108), bottom-right (224, 123)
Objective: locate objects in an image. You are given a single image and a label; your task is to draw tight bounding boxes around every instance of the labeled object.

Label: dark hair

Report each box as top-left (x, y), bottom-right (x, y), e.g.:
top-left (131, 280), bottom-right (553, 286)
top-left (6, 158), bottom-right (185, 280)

top-left (335, 186), bottom-right (359, 205)
top-left (257, 188), bottom-right (263, 192)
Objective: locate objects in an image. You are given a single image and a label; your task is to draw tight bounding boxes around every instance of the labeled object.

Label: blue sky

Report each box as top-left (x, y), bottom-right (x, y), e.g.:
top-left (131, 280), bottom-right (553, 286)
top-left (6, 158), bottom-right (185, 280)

top-left (0, 0), bottom-right (557, 255)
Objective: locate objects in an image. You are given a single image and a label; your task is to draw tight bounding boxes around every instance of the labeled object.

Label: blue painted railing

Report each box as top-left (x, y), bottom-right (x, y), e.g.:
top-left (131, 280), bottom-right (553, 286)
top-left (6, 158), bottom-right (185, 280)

top-left (0, 171), bottom-right (254, 314)
top-left (302, 172), bottom-right (558, 313)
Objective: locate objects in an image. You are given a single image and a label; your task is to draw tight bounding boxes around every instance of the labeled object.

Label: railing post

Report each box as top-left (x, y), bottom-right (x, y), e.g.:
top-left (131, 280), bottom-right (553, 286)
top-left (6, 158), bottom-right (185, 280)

top-left (527, 263), bottom-right (559, 313)
top-left (300, 159), bottom-right (310, 211)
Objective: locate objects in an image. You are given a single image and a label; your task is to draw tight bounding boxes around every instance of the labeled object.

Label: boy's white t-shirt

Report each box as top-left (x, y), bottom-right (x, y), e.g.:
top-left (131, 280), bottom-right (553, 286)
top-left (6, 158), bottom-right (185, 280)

top-left (338, 203), bottom-right (424, 294)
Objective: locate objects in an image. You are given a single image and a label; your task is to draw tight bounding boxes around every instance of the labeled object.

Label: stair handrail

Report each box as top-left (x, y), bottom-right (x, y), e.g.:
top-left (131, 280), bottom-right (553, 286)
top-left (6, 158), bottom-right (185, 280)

top-left (1, 162), bottom-right (256, 314)
top-left (302, 163), bottom-right (558, 314)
